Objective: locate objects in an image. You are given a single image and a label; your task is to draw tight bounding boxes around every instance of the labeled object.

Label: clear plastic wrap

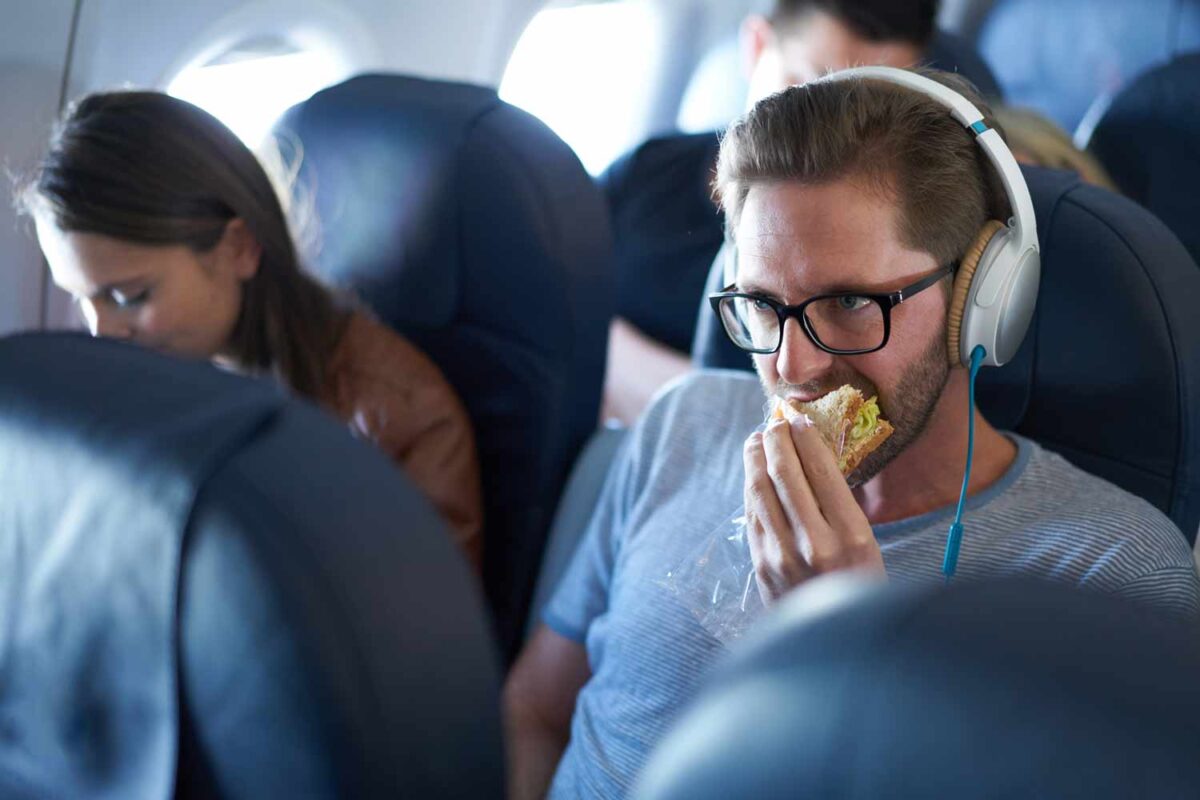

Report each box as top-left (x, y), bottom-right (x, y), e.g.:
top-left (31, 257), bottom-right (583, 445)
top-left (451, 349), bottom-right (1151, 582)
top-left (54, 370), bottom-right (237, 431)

top-left (660, 506), bottom-right (765, 643)
top-left (659, 395), bottom-right (855, 643)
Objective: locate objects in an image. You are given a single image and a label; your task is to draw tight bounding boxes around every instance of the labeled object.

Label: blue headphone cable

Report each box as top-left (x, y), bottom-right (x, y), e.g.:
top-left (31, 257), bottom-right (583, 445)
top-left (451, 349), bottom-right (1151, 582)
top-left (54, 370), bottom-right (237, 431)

top-left (942, 344), bottom-right (987, 582)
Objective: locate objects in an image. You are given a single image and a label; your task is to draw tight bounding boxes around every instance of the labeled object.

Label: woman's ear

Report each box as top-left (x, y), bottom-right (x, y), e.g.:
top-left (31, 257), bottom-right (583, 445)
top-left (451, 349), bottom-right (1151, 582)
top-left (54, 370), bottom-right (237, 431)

top-left (220, 218), bottom-right (263, 281)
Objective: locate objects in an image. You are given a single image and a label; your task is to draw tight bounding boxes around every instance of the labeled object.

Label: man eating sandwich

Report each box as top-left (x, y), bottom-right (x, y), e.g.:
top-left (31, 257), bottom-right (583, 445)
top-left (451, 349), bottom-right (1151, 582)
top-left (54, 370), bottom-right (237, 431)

top-left (772, 386), bottom-right (893, 477)
top-left (504, 69), bottom-right (1200, 800)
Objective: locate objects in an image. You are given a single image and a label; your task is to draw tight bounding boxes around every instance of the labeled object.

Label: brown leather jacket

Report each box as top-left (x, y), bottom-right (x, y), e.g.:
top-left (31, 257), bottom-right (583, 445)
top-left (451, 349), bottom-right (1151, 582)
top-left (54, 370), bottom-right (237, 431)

top-left (320, 312), bottom-right (483, 569)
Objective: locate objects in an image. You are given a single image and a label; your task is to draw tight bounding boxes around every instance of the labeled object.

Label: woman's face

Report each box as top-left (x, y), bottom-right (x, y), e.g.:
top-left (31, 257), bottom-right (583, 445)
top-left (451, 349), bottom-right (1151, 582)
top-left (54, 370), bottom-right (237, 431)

top-left (36, 217), bottom-right (260, 360)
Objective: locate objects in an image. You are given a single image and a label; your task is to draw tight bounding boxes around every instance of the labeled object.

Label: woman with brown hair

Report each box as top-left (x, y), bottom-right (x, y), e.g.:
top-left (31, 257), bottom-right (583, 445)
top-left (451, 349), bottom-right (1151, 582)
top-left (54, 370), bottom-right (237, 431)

top-left (20, 90), bottom-right (483, 568)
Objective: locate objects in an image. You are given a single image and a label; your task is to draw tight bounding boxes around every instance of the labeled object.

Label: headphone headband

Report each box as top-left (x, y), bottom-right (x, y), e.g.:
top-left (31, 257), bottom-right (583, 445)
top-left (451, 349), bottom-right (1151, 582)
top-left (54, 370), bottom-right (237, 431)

top-left (816, 67), bottom-right (1039, 269)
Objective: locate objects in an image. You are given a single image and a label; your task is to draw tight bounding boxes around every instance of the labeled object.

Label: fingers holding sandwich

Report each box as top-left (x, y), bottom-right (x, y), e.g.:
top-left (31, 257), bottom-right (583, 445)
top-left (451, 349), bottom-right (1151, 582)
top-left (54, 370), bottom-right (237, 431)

top-left (786, 415), bottom-right (875, 541)
top-left (761, 417), bottom-right (823, 529)
top-left (744, 429), bottom-right (814, 600)
top-left (744, 411), bottom-right (885, 605)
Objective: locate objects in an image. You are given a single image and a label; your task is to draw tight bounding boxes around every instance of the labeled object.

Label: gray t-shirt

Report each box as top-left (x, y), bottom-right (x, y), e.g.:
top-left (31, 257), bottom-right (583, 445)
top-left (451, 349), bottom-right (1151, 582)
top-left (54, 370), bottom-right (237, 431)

top-left (543, 371), bottom-right (1200, 799)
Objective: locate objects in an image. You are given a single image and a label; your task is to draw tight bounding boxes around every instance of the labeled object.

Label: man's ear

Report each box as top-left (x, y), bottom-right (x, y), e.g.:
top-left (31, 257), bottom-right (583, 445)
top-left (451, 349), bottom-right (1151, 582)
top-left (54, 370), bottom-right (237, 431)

top-left (219, 218), bottom-right (263, 281)
top-left (740, 14), bottom-right (776, 79)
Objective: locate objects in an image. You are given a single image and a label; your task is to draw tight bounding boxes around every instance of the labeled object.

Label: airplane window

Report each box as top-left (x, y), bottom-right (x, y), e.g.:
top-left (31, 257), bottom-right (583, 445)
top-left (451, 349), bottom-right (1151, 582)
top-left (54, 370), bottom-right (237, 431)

top-left (167, 39), bottom-right (346, 148)
top-left (500, 1), bottom-right (664, 175)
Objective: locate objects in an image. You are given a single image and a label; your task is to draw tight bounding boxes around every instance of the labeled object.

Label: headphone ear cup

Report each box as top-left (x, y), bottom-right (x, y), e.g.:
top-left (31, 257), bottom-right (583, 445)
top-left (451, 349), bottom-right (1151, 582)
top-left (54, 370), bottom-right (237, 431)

top-left (946, 220), bottom-right (1007, 366)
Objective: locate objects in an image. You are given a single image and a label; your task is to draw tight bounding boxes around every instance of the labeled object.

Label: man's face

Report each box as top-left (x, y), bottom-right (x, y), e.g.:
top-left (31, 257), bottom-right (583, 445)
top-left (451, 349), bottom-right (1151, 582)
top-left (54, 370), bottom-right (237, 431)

top-left (735, 178), bottom-right (951, 485)
top-left (748, 11), bottom-right (924, 102)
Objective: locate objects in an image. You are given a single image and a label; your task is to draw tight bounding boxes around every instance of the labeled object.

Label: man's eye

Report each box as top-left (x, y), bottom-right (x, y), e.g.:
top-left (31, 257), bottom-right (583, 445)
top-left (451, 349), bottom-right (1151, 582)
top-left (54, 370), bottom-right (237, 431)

top-left (110, 288), bottom-right (149, 308)
top-left (752, 298), bottom-right (774, 312)
top-left (835, 295), bottom-right (872, 312)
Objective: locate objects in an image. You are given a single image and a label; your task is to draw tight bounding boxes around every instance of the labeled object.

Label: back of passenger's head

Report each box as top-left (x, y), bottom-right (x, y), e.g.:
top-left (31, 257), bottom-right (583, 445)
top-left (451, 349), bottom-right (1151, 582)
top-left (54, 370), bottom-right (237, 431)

top-left (992, 105), bottom-right (1118, 192)
top-left (19, 91), bottom-right (345, 398)
top-left (716, 67), bottom-right (1009, 270)
top-left (768, 0), bottom-right (939, 47)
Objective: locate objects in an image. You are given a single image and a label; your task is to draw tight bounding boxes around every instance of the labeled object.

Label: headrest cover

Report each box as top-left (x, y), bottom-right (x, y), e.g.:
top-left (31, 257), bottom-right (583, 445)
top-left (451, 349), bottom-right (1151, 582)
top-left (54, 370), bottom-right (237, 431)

top-left (276, 74), bottom-right (615, 660)
top-left (0, 333), bottom-right (505, 797)
top-left (0, 333), bottom-right (284, 797)
top-left (1087, 52), bottom-right (1200, 268)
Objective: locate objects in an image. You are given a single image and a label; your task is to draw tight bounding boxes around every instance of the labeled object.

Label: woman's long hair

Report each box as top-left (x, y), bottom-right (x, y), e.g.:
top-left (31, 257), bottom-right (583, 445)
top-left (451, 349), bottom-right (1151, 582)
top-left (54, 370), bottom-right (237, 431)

top-left (19, 90), bottom-right (348, 399)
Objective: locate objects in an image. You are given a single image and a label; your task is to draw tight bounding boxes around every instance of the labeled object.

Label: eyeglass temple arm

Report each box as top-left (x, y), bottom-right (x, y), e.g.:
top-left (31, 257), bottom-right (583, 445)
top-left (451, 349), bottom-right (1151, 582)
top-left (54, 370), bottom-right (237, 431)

top-left (894, 265), bottom-right (955, 303)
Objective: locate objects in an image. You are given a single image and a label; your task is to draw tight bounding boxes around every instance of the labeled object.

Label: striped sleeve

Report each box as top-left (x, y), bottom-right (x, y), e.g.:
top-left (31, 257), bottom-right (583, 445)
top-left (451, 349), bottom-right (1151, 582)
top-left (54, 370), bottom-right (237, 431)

top-left (1119, 566), bottom-right (1200, 619)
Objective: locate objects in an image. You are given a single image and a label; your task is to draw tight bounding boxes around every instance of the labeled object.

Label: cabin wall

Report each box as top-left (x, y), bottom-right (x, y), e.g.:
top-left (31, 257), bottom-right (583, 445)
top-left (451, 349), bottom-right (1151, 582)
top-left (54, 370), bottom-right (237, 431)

top-left (64, 0), bottom-right (542, 96)
top-left (0, 3), bottom-right (78, 336)
top-left (2, 0), bottom-right (546, 331)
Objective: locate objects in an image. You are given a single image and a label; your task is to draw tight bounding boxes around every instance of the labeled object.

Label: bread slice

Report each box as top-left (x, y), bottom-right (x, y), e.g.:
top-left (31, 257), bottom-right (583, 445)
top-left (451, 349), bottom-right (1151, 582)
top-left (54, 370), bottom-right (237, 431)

top-left (773, 385), bottom-right (894, 477)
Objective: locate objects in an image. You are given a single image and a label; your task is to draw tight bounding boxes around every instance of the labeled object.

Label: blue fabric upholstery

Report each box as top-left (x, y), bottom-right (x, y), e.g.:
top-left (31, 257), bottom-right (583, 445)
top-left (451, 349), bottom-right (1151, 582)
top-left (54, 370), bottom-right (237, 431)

top-left (977, 0), bottom-right (1200, 134)
top-left (275, 74), bottom-right (614, 661)
top-left (1087, 52), bottom-right (1200, 268)
top-left (693, 166), bottom-right (1200, 541)
top-left (525, 425), bottom-right (629, 640)
top-left (924, 30), bottom-right (1003, 99)
top-left (636, 577), bottom-right (1200, 799)
top-left (0, 334), bottom-right (503, 799)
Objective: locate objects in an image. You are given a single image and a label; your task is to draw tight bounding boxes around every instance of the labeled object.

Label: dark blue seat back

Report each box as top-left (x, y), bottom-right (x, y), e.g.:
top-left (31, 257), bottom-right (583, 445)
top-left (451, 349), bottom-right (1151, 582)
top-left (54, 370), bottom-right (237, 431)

top-left (924, 30), bottom-right (1002, 99)
top-left (1087, 52), bottom-right (1200, 268)
top-left (637, 578), bottom-right (1200, 799)
top-left (0, 333), bottom-right (503, 798)
top-left (276, 74), bottom-right (614, 661)
top-left (977, 0), bottom-right (1200, 134)
top-left (694, 166), bottom-right (1200, 541)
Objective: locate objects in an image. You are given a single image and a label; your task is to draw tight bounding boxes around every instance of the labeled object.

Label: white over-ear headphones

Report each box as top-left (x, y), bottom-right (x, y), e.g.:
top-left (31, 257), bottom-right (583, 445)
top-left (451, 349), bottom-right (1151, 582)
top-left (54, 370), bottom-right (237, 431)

top-left (723, 66), bottom-right (1040, 368)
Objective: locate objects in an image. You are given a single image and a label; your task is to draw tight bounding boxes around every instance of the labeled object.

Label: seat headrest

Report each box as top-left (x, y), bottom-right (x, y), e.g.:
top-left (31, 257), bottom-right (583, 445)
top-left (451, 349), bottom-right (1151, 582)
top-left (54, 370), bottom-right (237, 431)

top-left (1087, 52), bottom-right (1200, 267)
top-left (987, 167), bottom-right (1200, 539)
top-left (693, 166), bottom-right (1200, 541)
top-left (276, 74), bottom-right (615, 661)
top-left (0, 334), bottom-right (503, 798)
top-left (637, 577), bottom-right (1200, 799)
top-left (923, 30), bottom-right (1003, 99)
top-left (977, 0), bottom-right (1200, 133)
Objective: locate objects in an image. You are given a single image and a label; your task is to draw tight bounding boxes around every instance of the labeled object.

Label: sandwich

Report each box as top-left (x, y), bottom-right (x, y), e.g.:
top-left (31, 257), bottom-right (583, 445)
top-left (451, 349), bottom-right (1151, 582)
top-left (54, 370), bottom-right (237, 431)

top-left (772, 385), bottom-right (894, 477)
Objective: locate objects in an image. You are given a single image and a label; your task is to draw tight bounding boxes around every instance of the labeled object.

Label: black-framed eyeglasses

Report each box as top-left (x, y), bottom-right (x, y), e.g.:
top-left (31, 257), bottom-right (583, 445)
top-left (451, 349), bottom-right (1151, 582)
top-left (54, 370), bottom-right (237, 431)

top-left (709, 264), bottom-right (954, 355)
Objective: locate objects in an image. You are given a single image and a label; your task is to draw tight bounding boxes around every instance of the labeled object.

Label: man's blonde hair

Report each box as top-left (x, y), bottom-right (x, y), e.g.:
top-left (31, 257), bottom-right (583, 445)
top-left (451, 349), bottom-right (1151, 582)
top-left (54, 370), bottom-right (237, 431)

top-left (715, 68), bottom-right (1010, 269)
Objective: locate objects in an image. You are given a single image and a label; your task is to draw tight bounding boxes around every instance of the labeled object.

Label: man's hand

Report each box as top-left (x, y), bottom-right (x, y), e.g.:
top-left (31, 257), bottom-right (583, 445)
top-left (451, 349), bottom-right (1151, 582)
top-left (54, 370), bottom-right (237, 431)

top-left (742, 414), bottom-right (885, 603)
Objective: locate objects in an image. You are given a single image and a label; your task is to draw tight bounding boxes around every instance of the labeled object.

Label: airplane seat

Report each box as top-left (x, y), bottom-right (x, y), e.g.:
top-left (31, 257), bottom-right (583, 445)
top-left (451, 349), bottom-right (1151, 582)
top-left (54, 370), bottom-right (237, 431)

top-left (976, 0), bottom-right (1200, 134)
top-left (693, 165), bottom-right (1200, 542)
top-left (525, 425), bottom-right (629, 640)
top-left (922, 30), bottom-right (1003, 100)
top-left (274, 74), bottom-right (615, 663)
top-left (635, 577), bottom-right (1200, 799)
top-left (1086, 52), bottom-right (1200, 268)
top-left (0, 333), bottom-right (504, 799)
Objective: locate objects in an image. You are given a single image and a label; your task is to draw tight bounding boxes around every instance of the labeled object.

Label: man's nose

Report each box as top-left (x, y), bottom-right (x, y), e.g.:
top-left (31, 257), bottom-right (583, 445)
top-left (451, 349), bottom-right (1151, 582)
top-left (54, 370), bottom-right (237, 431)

top-left (84, 302), bottom-right (132, 340)
top-left (775, 317), bottom-right (834, 385)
